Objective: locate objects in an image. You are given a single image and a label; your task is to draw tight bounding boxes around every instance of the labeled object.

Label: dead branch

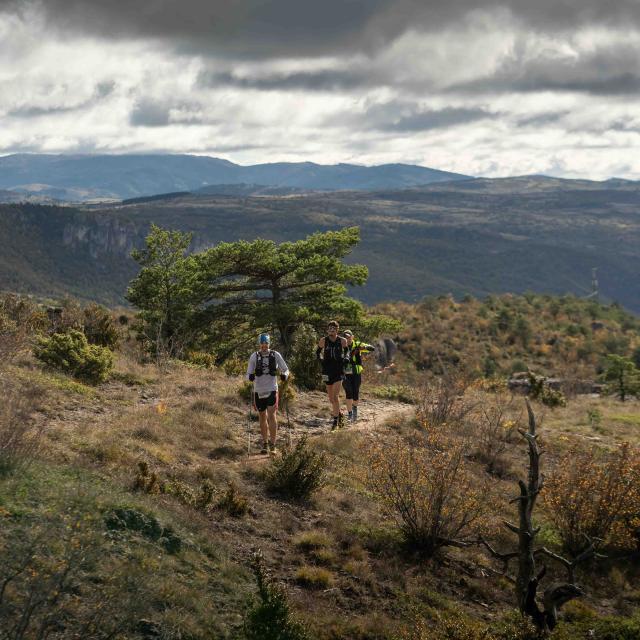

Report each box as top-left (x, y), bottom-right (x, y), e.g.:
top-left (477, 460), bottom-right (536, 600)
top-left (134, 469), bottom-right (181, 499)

top-left (480, 400), bottom-right (591, 633)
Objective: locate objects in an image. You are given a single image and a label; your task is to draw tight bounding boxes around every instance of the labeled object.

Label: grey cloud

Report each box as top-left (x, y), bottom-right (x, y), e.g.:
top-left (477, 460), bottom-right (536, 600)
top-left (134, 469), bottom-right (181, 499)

top-left (516, 111), bottom-right (569, 127)
top-left (611, 121), bottom-right (640, 133)
top-left (381, 107), bottom-right (496, 132)
top-left (129, 100), bottom-right (171, 127)
top-left (7, 80), bottom-right (116, 118)
top-left (9, 1), bottom-right (640, 59)
top-left (95, 81), bottom-right (116, 98)
top-left (359, 102), bottom-right (497, 132)
top-left (129, 98), bottom-right (225, 127)
top-left (451, 43), bottom-right (640, 95)
top-left (9, 103), bottom-right (81, 117)
top-left (198, 68), bottom-right (378, 92)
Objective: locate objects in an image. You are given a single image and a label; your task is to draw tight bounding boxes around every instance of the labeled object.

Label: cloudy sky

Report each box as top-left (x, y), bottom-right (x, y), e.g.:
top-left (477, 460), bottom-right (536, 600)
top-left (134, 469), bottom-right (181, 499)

top-left (1, 0), bottom-right (640, 178)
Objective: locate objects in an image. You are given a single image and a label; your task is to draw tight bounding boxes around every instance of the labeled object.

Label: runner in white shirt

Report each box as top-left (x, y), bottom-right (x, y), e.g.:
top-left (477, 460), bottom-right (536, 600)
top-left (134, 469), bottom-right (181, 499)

top-left (246, 333), bottom-right (289, 455)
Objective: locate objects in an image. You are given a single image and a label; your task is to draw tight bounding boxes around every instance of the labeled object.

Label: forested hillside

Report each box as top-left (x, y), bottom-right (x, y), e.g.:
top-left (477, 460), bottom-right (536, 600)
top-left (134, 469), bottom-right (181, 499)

top-left (379, 293), bottom-right (640, 381)
top-left (0, 203), bottom-right (141, 303)
top-left (1, 175), bottom-right (640, 311)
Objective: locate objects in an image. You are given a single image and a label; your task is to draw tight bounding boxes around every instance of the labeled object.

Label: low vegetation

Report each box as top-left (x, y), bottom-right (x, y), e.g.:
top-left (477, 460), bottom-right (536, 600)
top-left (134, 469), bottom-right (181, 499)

top-left (379, 293), bottom-right (640, 383)
top-left (0, 379), bottom-right (42, 477)
top-left (264, 436), bottom-right (327, 501)
top-left (244, 551), bottom-right (310, 640)
top-left (367, 427), bottom-right (489, 554)
top-left (544, 443), bottom-right (640, 555)
top-left (1, 283), bottom-right (639, 639)
top-left (34, 330), bottom-right (114, 384)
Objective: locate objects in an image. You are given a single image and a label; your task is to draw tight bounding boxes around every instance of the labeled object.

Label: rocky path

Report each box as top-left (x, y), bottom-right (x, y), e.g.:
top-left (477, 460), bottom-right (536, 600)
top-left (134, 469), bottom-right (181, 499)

top-left (236, 395), bottom-right (413, 461)
top-left (286, 397), bottom-right (411, 434)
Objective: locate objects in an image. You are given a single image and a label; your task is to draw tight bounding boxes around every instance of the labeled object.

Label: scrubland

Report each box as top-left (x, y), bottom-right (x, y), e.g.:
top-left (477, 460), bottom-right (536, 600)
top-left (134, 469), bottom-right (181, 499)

top-left (1, 294), bottom-right (639, 639)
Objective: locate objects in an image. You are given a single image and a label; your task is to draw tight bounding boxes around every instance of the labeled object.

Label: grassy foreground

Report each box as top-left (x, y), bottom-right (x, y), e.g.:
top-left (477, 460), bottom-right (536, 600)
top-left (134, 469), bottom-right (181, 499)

top-left (2, 315), bottom-right (640, 638)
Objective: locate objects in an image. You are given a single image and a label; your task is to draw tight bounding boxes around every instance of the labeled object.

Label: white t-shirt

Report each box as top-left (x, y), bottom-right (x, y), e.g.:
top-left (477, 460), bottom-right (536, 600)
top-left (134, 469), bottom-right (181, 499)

top-left (246, 349), bottom-right (289, 395)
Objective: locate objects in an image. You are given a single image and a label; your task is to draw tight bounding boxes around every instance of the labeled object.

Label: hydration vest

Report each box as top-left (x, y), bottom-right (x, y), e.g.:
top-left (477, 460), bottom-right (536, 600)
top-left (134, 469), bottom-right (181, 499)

top-left (347, 339), bottom-right (374, 375)
top-left (254, 350), bottom-right (277, 377)
top-left (323, 336), bottom-right (344, 363)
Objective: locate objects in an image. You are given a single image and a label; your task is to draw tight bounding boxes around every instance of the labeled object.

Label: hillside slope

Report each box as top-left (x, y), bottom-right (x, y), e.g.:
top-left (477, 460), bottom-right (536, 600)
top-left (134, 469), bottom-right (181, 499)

top-left (2, 330), bottom-right (639, 638)
top-left (1, 176), bottom-right (639, 311)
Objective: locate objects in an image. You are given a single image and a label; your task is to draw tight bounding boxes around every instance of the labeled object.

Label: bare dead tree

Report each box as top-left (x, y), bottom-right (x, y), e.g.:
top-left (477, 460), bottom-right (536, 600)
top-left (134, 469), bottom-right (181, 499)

top-left (480, 400), bottom-right (602, 633)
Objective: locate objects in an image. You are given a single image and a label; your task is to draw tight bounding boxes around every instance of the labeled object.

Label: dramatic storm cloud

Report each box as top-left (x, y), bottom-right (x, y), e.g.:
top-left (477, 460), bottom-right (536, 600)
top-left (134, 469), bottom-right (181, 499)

top-left (1, 0), bottom-right (640, 178)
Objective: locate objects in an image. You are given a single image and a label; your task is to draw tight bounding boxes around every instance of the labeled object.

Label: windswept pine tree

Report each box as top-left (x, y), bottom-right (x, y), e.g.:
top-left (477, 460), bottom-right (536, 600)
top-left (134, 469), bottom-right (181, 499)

top-left (127, 225), bottom-right (396, 360)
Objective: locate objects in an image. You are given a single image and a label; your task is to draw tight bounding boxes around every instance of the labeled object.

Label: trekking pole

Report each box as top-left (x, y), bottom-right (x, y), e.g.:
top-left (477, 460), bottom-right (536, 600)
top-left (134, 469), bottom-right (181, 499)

top-left (285, 389), bottom-right (293, 447)
top-left (282, 377), bottom-right (293, 447)
top-left (247, 387), bottom-right (253, 457)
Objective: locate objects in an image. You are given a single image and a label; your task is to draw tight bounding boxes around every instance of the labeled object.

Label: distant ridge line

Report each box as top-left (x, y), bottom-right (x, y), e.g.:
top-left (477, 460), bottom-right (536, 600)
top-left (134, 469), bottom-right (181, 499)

top-left (0, 153), bottom-right (471, 201)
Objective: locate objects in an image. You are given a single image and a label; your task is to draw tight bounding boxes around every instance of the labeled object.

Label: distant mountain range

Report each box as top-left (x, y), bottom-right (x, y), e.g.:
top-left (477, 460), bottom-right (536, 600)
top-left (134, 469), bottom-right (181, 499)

top-left (2, 175), bottom-right (639, 312)
top-left (0, 154), bottom-right (470, 201)
top-left (0, 188), bottom-right (59, 204)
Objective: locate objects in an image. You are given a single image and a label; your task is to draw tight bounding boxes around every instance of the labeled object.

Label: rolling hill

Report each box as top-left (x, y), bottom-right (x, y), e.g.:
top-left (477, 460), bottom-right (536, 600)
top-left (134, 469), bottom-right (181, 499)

top-left (0, 154), bottom-right (470, 201)
top-left (1, 175), bottom-right (639, 311)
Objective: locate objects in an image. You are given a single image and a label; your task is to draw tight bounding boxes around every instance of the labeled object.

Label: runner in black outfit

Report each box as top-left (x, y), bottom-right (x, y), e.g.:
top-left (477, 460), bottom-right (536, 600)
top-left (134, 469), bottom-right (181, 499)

top-left (342, 330), bottom-right (375, 422)
top-left (317, 320), bottom-right (349, 429)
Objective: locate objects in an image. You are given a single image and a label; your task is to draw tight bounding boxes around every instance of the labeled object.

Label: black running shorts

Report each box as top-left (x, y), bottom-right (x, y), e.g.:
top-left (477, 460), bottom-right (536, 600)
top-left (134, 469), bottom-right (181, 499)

top-left (323, 372), bottom-right (344, 385)
top-left (254, 391), bottom-right (278, 412)
top-left (343, 373), bottom-right (362, 400)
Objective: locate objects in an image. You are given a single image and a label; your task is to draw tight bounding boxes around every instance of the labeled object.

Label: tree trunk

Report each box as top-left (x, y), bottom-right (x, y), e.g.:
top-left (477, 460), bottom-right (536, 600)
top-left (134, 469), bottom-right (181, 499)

top-left (512, 401), bottom-right (583, 631)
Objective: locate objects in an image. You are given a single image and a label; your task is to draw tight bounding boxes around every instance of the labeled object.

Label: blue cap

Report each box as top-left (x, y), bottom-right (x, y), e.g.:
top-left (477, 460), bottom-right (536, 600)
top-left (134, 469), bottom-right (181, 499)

top-left (258, 333), bottom-right (270, 344)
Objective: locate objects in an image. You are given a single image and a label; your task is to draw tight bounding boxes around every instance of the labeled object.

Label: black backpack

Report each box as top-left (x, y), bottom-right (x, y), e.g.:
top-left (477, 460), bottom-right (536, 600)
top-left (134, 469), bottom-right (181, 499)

top-left (254, 350), bottom-right (277, 377)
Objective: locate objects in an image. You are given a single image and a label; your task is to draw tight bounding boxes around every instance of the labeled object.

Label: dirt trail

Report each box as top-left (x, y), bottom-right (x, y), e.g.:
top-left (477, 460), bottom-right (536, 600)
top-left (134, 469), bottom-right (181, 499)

top-left (234, 395), bottom-right (413, 462)
top-left (273, 395), bottom-right (413, 440)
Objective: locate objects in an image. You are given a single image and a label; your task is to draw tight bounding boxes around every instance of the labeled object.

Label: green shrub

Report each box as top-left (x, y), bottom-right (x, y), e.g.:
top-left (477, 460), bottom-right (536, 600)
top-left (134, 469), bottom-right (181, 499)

top-left (34, 330), bottom-right (113, 384)
top-left (287, 323), bottom-right (322, 390)
top-left (602, 354), bottom-right (640, 402)
top-left (482, 355), bottom-right (499, 377)
top-left (195, 480), bottom-right (216, 511)
top-left (539, 385), bottom-right (566, 408)
top-left (527, 372), bottom-right (566, 407)
top-left (216, 481), bottom-right (249, 517)
top-left (371, 384), bottom-right (415, 404)
top-left (510, 360), bottom-right (529, 374)
top-left (186, 350), bottom-right (216, 368)
top-left (132, 461), bottom-right (163, 494)
top-left (82, 303), bottom-right (120, 348)
top-left (104, 507), bottom-right (182, 554)
top-left (587, 408), bottom-right (603, 430)
top-left (222, 356), bottom-right (245, 376)
top-left (244, 550), bottom-right (310, 640)
top-left (264, 436), bottom-right (326, 501)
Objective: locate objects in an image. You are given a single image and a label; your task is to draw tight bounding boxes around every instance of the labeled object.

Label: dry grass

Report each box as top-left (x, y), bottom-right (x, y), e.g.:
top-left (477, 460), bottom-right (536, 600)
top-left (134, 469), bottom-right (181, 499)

top-left (294, 565), bottom-right (334, 589)
top-left (8, 330), bottom-right (640, 637)
top-left (539, 395), bottom-right (640, 449)
top-left (293, 530), bottom-right (333, 551)
top-left (0, 375), bottom-right (43, 476)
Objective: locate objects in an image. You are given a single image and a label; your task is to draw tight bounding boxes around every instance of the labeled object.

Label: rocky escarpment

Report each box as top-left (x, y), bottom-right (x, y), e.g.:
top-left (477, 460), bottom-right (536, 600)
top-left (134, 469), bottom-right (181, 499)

top-left (0, 204), bottom-right (146, 303)
top-left (61, 214), bottom-right (142, 259)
